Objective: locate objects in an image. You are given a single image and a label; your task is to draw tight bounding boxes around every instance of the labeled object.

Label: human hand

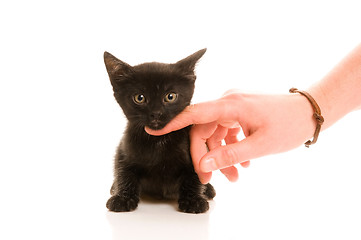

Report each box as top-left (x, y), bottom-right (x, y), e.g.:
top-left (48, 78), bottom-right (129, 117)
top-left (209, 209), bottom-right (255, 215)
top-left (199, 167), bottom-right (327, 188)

top-left (145, 90), bottom-right (316, 184)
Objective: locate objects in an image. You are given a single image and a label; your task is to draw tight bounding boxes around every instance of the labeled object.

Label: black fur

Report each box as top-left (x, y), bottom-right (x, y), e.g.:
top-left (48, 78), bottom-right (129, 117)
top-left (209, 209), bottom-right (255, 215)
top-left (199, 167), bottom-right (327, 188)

top-left (104, 49), bottom-right (215, 214)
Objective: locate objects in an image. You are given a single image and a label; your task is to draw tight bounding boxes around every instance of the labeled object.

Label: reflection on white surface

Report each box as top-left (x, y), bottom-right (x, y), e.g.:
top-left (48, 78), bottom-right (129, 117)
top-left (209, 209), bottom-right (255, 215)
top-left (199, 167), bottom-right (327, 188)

top-left (107, 198), bottom-right (212, 240)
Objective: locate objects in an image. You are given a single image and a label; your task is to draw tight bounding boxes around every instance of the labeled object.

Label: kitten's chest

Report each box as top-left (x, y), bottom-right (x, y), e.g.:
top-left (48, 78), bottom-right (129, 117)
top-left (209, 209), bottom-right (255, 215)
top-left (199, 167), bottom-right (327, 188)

top-left (138, 135), bottom-right (177, 157)
top-left (124, 127), bottom-right (193, 199)
top-left (139, 150), bottom-right (187, 200)
top-left (153, 136), bottom-right (170, 149)
top-left (127, 127), bottom-right (191, 161)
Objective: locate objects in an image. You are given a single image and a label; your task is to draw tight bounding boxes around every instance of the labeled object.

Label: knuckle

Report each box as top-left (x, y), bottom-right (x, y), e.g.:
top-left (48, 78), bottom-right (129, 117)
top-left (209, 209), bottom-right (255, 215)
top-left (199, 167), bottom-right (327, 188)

top-left (222, 90), bottom-right (245, 102)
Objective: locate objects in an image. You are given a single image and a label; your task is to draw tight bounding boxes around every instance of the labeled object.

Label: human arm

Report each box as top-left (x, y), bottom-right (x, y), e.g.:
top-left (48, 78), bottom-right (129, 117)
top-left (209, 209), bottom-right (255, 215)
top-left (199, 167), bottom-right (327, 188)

top-left (308, 43), bottom-right (361, 129)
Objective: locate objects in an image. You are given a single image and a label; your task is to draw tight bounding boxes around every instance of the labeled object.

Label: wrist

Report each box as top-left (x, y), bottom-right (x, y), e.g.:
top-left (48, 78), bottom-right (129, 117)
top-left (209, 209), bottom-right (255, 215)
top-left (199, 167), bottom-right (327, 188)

top-left (288, 93), bottom-right (318, 146)
top-left (307, 85), bottom-right (334, 131)
top-left (290, 88), bottom-right (324, 147)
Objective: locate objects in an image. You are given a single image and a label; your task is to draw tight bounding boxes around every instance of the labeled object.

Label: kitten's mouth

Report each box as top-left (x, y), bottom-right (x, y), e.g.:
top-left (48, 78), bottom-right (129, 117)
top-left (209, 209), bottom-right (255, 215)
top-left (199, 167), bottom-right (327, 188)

top-left (147, 120), bottom-right (166, 130)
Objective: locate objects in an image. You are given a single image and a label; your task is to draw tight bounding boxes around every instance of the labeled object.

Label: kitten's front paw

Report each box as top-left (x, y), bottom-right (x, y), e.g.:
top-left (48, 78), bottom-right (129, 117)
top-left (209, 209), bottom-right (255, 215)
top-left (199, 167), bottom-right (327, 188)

top-left (178, 197), bottom-right (209, 214)
top-left (106, 195), bottom-right (139, 212)
top-left (204, 183), bottom-right (216, 200)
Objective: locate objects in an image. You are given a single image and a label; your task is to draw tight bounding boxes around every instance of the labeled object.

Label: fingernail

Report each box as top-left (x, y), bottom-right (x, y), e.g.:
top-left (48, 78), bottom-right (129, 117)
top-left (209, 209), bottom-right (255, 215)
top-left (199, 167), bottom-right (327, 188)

top-left (201, 158), bottom-right (217, 172)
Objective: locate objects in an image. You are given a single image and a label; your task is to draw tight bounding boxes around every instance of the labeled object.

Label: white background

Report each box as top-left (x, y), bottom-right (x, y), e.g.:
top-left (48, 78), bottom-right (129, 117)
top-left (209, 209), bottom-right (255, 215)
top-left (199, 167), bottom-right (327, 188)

top-left (1, 1), bottom-right (361, 239)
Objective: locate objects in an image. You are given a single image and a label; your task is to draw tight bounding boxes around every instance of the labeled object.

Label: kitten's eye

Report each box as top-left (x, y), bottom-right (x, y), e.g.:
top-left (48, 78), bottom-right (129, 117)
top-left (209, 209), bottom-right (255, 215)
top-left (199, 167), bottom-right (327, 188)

top-left (133, 94), bottom-right (146, 104)
top-left (164, 92), bottom-right (178, 103)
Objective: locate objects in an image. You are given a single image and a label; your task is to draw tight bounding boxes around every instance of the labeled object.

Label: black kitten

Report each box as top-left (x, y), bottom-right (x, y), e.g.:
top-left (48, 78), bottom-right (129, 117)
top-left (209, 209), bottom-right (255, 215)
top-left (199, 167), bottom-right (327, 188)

top-left (103, 49), bottom-right (215, 214)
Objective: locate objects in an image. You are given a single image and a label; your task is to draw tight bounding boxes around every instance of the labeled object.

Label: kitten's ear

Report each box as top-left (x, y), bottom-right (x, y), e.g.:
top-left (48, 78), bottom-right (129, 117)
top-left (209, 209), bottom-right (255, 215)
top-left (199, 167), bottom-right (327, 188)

top-left (175, 48), bottom-right (207, 73)
top-left (104, 51), bottom-right (132, 77)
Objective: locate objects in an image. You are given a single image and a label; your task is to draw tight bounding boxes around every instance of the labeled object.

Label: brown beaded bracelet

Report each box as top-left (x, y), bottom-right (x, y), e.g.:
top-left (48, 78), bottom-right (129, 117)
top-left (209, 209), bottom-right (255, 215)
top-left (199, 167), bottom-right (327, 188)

top-left (289, 88), bottom-right (324, 148)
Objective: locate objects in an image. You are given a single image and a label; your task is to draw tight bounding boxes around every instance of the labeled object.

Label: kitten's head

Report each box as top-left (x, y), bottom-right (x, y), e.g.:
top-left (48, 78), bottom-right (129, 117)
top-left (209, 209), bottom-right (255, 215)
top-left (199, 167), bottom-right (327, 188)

top-left (104, 49), bottom-right (206, 130)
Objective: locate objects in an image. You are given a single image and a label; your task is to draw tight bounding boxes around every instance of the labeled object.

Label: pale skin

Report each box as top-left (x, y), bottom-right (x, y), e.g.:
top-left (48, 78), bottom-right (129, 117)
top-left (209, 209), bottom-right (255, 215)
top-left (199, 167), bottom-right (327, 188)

top-left (146, 43), bottom-right (361, 184)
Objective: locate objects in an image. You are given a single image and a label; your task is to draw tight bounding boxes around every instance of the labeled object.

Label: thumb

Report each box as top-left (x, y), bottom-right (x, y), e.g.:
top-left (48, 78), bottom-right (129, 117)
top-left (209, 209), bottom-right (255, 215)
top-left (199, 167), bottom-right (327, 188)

top-left (199, 132), bottom-right (266, 172)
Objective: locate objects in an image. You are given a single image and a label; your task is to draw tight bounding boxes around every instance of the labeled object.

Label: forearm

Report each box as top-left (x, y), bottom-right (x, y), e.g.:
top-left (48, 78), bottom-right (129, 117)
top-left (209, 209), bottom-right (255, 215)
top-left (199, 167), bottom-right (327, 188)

top-left (308, 43), bottom-right (361, 130)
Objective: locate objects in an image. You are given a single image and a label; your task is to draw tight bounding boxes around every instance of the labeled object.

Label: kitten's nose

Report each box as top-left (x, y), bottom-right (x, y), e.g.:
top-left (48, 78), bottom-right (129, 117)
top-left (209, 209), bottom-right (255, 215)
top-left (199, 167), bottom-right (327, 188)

top-left (150, 111), bottom-right (162, 120)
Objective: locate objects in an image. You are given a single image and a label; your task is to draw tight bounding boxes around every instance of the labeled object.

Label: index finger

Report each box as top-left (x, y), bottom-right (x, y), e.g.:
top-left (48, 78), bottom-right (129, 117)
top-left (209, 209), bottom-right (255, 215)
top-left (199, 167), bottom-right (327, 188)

top-left (145, 100), bottom-right (223, 136)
